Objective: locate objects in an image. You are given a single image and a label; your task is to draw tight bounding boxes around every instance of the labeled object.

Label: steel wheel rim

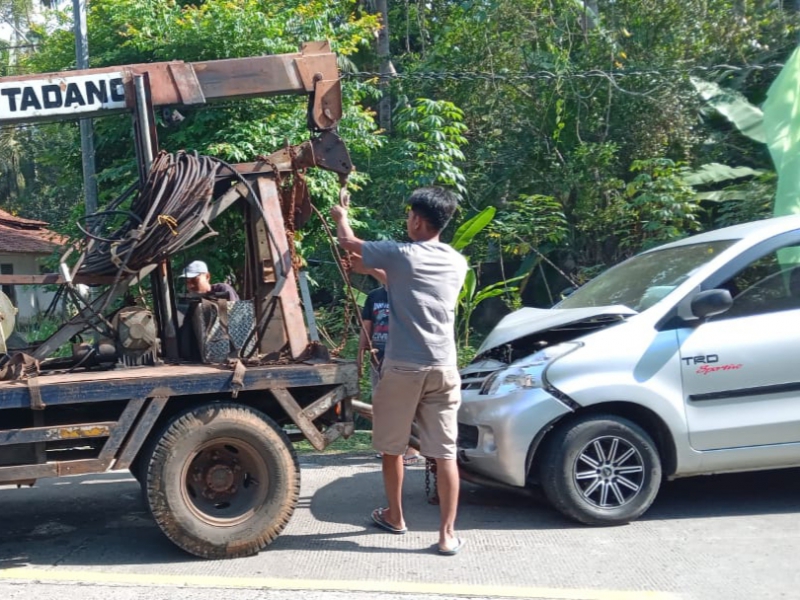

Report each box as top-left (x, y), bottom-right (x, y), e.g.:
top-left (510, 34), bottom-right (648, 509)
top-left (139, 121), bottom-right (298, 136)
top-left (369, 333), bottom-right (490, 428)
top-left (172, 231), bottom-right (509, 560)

top-left (181, 437), bottom-right (270, 526)
top-left (572, 435), bottom-right (645, 509)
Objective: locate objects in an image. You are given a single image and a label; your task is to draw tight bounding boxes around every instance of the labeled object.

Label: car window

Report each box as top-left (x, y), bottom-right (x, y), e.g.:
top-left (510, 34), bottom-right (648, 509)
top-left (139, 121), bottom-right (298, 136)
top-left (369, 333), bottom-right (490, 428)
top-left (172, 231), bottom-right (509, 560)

top-left (557, 240), bottom-right (735, 311)
top-left (715, 244), bottom-right (800, 319)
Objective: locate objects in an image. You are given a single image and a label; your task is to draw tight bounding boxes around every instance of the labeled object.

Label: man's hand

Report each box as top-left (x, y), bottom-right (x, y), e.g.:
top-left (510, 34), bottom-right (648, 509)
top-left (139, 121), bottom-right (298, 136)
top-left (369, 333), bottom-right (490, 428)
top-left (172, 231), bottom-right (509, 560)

top-left (331, 189), bottom-right (364, 254)
top-left (330, 204), bottom-right (347, 223)
top-left (350, 253), bottom-right (365, 273)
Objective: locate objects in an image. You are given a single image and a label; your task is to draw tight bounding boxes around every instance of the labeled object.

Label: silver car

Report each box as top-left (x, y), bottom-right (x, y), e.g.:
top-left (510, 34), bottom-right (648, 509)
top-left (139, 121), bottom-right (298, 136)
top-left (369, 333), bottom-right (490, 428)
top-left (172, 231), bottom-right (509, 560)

top-left (458, 215), bottom-right (800, 525)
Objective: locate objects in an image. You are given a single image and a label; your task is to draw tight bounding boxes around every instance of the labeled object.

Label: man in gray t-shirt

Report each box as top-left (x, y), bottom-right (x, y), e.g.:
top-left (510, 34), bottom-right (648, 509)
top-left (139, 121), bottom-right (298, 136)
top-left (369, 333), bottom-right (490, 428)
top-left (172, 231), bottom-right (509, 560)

top-left (331, 187), bottom-right (468, 556)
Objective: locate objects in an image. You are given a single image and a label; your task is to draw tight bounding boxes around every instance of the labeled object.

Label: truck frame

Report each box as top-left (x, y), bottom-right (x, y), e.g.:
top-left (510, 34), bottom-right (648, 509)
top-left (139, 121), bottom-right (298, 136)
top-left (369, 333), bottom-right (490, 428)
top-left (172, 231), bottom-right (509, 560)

top-left (0, 41), bottom-right (358, 559)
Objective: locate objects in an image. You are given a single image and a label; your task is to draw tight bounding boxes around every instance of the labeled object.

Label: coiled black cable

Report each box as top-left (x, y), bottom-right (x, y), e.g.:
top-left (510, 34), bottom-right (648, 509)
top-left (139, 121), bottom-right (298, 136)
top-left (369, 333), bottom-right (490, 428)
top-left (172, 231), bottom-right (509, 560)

top-left (78, 150), bottom-right (221, 276)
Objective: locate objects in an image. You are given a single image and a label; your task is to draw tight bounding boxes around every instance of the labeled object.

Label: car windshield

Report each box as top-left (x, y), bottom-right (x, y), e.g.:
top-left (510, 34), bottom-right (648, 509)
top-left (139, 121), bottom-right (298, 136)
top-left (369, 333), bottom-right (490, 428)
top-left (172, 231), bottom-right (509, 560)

top-left (557, 240), bottom-right (737, 311)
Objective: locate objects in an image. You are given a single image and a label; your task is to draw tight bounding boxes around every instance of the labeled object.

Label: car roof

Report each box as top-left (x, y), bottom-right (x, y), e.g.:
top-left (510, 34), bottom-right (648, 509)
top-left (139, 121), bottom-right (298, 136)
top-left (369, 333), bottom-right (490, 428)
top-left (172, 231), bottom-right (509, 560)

top-left (644, 214), bottom-right (800, 253)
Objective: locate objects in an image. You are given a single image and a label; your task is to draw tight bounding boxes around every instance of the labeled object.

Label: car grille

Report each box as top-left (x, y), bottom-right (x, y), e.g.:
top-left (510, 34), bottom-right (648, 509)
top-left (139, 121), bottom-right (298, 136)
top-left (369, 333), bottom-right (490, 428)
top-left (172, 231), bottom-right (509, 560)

top-left (457, 424), bottom-right (479, 449)
top-left (460, 370), bottom-right (495, 391)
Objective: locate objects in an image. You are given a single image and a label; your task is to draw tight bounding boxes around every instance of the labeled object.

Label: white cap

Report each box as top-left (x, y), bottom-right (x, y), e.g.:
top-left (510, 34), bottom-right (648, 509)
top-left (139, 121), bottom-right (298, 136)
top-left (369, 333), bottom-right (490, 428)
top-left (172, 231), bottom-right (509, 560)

top-left (179, 260), bottom-right (209, 279)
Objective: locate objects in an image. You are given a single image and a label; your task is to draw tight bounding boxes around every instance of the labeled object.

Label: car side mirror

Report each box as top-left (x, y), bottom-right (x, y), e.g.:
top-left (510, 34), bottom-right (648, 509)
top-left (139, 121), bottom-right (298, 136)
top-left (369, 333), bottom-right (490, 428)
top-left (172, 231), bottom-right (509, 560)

top-left (690, 289), bottom-right (733, 319)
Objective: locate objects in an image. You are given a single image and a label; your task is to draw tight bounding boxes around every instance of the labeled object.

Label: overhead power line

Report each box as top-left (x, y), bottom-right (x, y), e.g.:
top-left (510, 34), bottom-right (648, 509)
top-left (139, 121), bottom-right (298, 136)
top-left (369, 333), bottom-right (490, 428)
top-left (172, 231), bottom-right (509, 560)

top-left (345, 63), bottom-right (785, 83)
top-left (344, 63), bottom-right (786, 97)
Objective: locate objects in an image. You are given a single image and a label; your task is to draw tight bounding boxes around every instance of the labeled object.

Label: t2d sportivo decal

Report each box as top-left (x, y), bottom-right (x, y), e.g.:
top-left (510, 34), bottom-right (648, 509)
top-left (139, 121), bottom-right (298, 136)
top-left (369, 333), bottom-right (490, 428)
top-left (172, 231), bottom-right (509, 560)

top-left (695, 363), bottom-right (743, 375)
top-left (681, 354), bottom-right (743, 375)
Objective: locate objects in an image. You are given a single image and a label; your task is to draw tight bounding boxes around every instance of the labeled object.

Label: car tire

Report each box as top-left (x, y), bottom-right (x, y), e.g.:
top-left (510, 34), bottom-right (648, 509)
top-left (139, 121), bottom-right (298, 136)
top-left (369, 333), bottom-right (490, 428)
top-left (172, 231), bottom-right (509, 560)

top-left (143, 402), bottom-right (299, 558)
top-left (540, 414), bottom-right (661, 526)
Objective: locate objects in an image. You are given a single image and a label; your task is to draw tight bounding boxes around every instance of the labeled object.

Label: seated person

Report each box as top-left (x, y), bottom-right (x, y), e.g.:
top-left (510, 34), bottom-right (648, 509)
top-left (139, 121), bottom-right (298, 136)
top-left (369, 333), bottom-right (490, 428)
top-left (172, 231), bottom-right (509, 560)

top-left (179, 260), bottom-right (239, 301)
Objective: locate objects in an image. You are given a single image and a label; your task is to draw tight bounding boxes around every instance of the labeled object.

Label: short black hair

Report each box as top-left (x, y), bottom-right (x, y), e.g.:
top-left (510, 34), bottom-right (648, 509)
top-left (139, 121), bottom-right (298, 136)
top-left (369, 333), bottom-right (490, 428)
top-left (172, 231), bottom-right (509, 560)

top-left (407, 187), bottom-right (459, 232)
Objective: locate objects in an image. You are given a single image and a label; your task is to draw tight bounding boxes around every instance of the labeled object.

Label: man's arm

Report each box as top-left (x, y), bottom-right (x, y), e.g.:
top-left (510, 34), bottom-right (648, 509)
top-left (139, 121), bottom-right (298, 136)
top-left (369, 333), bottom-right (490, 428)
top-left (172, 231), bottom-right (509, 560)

top-left (357, 319), bottom-right (373, 376)
top-left (330, 204), bottom-right (364, 255)
top-left (350, 254), bottom-right (387, 285)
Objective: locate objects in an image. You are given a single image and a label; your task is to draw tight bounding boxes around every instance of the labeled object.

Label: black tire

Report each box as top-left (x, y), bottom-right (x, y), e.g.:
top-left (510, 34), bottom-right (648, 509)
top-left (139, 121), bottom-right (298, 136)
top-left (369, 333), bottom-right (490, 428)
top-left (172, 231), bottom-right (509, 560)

top-left (143, 403), bottom-right (299, 559)
top-left (540, 414), bottom-right (661, 526)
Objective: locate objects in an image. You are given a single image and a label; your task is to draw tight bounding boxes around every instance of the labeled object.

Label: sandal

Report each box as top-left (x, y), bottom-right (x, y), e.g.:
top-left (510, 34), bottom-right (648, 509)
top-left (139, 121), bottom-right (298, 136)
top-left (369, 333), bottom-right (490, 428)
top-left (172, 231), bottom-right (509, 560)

top-left (438, 537), bottom-right (466, 556)
top-left (371, 508), bottom-right (407, 534)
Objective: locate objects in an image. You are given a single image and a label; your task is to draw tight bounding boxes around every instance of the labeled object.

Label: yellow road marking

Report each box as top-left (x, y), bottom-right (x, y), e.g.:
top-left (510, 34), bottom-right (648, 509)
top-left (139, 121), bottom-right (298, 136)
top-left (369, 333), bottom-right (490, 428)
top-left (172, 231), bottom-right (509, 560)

top-left (0, 567), bottom-right (680, 600)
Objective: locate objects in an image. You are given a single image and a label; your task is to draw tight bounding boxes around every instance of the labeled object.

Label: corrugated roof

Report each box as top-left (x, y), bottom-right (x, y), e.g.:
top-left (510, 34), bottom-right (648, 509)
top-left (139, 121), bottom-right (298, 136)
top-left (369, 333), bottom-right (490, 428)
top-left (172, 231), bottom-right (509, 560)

top-left (0, 209), bottom-right (67, 255)
top-left (0, 208), bottom-right (48, 229)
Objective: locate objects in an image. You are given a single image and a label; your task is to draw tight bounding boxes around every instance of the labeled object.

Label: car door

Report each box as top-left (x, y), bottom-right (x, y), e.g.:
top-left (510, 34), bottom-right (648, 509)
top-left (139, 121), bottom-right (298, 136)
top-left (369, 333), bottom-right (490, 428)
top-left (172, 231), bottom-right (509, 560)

top-left (679, 237), bottom-right (800, 451)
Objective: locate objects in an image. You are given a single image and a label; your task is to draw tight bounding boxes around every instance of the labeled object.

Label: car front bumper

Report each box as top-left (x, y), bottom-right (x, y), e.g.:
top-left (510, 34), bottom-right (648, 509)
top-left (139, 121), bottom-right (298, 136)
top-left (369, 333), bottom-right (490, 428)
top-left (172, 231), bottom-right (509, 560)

top-left (457, 386), bottom-right (572, 488)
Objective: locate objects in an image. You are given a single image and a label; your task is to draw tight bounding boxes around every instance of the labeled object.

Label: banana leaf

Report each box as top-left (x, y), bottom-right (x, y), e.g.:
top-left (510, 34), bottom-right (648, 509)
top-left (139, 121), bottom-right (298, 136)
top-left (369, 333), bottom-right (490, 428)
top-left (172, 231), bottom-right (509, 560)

top-left (691, 77), bottom-right (766, 144)
top-left (682, 163), bottom-right (763, 186)
top-left (451, 206), bottom-right (496, 251)
top-left (764, 46), bottom-right (800, 219)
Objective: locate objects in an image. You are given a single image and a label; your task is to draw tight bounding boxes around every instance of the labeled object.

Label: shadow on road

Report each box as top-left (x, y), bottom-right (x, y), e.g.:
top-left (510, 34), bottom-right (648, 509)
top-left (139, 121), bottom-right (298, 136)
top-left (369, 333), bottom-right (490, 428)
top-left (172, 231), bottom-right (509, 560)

top-left (0, 454), bottom-right (797, 567)
top-left (0, 471), bottom-right (192, 568)
top-left (305, 453), bottom-right (800, 525)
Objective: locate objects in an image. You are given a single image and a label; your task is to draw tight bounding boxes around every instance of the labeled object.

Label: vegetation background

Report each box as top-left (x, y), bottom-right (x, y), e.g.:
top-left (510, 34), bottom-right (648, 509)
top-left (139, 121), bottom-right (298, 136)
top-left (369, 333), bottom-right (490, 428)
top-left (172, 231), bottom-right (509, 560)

top-left (1, 0), bottom-right (798, 362)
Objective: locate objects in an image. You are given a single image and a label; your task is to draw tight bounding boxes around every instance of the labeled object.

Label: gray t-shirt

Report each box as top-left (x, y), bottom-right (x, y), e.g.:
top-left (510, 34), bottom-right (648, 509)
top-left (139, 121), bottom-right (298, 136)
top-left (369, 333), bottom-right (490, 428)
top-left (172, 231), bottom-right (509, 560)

top-left (362, 240), bottom-right (468, 366)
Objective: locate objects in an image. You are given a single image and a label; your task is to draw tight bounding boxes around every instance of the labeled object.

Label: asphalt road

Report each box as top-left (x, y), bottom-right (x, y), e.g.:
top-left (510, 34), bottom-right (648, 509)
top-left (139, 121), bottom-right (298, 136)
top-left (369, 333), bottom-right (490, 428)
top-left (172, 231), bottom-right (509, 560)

top-left (1, 451), bottom-right (799, 600)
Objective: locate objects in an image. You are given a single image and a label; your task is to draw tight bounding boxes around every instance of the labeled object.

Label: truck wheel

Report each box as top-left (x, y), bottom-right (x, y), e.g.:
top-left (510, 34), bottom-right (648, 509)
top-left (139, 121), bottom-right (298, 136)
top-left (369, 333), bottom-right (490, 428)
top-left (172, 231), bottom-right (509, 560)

top-left (143, 403), bottom-right (299, 559)
top-left (540, 414), bottom-right (661, 526)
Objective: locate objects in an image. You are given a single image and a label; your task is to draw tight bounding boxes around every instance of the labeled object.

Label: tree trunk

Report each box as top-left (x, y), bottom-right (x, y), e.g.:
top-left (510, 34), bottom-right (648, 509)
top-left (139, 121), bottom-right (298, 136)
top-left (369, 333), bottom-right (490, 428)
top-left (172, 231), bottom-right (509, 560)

top-left (581, 0), bottom-right (598, 31)
top-left (377, 0), bottom-right (395, 133)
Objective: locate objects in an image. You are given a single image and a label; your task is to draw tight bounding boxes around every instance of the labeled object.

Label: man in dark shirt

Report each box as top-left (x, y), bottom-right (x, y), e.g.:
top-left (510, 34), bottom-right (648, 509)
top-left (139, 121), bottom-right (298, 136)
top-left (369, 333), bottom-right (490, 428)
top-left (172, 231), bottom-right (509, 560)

top-left (359, 285), bottom-right (389, 389)
top-left (179, 260), bottom-right (239, 301)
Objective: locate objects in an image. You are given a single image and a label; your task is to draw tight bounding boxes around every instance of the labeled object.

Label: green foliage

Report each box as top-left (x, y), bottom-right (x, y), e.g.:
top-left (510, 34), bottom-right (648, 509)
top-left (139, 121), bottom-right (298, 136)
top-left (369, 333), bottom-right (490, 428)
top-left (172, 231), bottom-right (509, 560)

top-left (382, 0), bottom-right (797, 281)
top-left (453, 207), bottom-right (521, 347)
top-left (457, 271), bottom-right (523, 347)
top-left (489, 196), bottom-right (568, 257)
top-left (707, 172), bottom-right (777, 229)
top-left (616, 159), bottom-right (702, 252)
top-left (394, 98), bottom-right (468, 197)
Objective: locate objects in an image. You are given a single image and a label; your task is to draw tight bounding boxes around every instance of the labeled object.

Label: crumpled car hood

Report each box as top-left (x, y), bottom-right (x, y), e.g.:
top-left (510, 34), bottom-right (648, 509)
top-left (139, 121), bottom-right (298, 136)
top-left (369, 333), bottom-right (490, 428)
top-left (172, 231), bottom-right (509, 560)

top-left (477, 305), bottom-right (637, 354)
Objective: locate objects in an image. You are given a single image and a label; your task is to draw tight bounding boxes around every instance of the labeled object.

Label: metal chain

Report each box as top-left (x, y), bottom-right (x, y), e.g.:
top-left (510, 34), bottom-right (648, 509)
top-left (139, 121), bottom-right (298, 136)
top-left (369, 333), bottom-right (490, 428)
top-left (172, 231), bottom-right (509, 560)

top-left (307, 198), bottom-right (370, 358)
top-left (425, 458), bottom-right (439, 505)
top-left (425, 459), bottom-right (431, 499)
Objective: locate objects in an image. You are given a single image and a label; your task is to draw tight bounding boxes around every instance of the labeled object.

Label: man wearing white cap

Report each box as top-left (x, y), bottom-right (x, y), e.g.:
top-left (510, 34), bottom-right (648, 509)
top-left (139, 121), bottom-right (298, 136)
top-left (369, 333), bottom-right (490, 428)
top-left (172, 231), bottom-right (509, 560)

top-left (178, 260), bottom-right (239, 301)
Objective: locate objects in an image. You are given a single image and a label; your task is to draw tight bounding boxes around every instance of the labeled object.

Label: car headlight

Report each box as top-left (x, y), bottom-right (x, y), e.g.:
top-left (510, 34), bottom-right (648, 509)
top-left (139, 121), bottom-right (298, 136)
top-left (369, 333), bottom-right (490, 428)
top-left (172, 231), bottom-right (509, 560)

top-left (479, 342), bottom-right (580, 396)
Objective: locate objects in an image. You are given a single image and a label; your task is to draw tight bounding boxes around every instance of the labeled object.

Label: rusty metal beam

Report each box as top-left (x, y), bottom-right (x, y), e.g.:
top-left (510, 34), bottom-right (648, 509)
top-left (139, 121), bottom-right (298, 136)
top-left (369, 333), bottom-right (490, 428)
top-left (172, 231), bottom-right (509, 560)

top-left (0, 458), bottom-right (112, 483)
top-left (114, 395), bottom-right (169, 471)
top-left (0, 363), bottom-right (360, 409)
top-left (323, 421), bottom-right (355, 445)
top-left (0, 274), bottom-right (120, 286)
top-left (0, 41), bottom-right (341, 126)
top-left (0, 422), bottom-right (115, 446)
top-left (271, 387), bottom-right (326, 451)
top-left (230, 131), bottom-right (353, 179)
top-left (257, 178), bottom-right (308, 359)
top-left (208, 182), bottom-right (249, 222)
top-left (99, 397), bottom-right (146, 461)
top-left (301, 385), bottom-right (347, 422)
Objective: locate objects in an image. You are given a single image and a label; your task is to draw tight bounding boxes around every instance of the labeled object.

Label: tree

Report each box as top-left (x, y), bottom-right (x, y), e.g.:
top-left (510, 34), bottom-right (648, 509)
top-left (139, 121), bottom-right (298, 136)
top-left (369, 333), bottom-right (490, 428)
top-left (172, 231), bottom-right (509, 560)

top-left (376, 0), bottom-right (797, 284)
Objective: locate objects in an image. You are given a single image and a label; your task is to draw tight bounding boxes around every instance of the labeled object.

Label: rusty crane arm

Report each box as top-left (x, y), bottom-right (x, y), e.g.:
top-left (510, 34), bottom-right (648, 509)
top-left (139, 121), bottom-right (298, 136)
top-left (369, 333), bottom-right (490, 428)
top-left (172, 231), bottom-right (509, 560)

top-left (0, 41), bottom-right (343, 132)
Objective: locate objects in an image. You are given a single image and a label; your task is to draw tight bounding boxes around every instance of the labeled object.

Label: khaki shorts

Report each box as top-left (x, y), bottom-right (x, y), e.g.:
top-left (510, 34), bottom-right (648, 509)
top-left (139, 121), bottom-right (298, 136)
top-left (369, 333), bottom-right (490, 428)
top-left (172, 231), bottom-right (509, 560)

top-left (371, 359), bottom-right (461, 460)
